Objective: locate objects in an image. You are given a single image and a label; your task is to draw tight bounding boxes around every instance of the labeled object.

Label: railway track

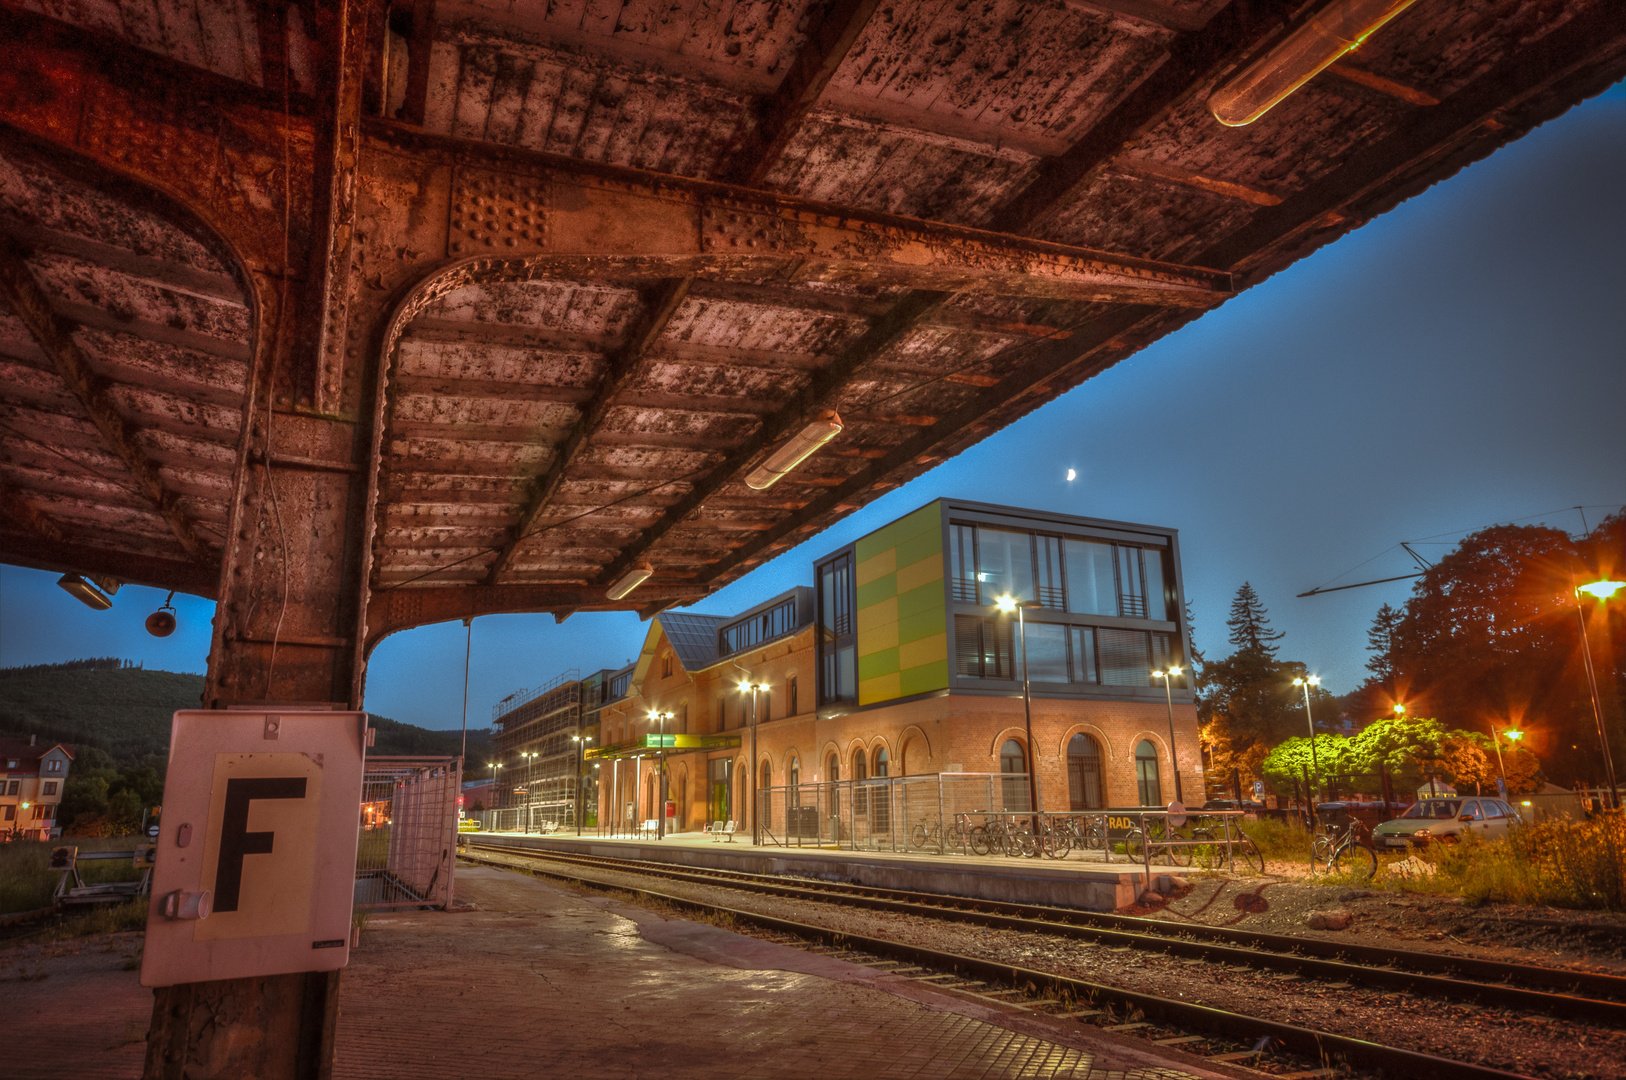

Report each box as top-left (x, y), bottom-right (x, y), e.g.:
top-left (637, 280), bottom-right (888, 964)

top-left (461, 839), bottom-right (1625, 1080)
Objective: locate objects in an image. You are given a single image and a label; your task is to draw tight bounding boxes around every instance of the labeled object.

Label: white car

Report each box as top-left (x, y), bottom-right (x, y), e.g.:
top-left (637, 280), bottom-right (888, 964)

top-left (1371, 797), bottom-right (1524, 848)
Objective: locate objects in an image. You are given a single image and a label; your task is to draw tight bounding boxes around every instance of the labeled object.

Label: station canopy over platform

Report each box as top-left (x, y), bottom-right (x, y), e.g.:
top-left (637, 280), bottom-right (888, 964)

top-left (2, 0), bottom-right (1622, 649)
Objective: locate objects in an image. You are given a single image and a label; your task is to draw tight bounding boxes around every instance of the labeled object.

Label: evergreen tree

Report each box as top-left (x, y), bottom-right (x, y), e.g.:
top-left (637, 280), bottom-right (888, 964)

top-left (1365, 603), bottom-right (1402, 688)
top-left (1226, 582), bottom-right (1284, 657)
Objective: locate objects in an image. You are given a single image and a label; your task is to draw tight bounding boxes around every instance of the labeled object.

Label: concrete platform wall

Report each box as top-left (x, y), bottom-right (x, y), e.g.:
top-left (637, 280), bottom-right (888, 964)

top-left (465, 833), bottom-right (1146, 911)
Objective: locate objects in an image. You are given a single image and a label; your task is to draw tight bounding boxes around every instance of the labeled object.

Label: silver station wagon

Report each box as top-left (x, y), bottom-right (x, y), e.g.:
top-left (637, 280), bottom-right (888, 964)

top-left (1372, 797), bottom-right (1525, 848)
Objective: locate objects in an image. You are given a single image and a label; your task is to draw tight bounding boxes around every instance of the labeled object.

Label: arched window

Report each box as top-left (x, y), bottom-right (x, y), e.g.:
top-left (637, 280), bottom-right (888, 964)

top-left (662, 652), bottom-right (673, 678)
top-left (759, 761), bottom-right (772, 829)
top-left (1000, 739), bottom-right (1027, 811)
top-left (871, 746), bottom-right (891, 830)
top-left (1068, 733), bottom-right (1105, 810)
top-left (786, 756), bottom-right (800, 808)
top-left (826, 752), bottom-right (840, 819)
top-left (852, 749), bottom-right (868, 817)
top-left (1135, 740), bottom-right (1162, 807)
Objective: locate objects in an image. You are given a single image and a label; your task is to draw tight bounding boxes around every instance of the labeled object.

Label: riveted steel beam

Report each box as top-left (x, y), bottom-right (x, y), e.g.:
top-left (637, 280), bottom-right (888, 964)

top-left (488, 276), bottom-right (693, 582)
top-left (722, 0), bottom-right (883, 188)
top-left (364, 581), bottom-right (701, 650)
top-left (0, 238), bottom-right (213, 562)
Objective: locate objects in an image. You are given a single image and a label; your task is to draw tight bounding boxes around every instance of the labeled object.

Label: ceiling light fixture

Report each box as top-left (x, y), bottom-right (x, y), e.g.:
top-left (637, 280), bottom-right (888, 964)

top-left (1209, 0), bottom-right (1422, 127)
top-left (744, 410), bottom-right (843, 491)
top-left (57, 573), bottom-right (119, 610)
top-left (606, 563), bottom-right (654, 601)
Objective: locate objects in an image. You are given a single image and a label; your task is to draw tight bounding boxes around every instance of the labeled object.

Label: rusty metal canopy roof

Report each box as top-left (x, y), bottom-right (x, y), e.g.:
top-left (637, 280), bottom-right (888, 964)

top-left (1, 0), bottom-right (1622, 645)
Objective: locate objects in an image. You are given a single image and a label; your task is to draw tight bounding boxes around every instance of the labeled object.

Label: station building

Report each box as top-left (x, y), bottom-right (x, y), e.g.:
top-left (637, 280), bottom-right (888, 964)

top-left (579, 499), bottom-right (1202, 834)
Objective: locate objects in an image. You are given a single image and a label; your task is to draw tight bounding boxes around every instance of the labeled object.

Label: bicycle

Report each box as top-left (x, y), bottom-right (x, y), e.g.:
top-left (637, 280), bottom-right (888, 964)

top-left (910, 814), bottom-right (973, 852)
top-left (1190, 822), bottom-right (1265, 874)
top-left (1314, 818), bottom-right (1376, 879)
top-left (1124, 818), bottom-right (1192, 867)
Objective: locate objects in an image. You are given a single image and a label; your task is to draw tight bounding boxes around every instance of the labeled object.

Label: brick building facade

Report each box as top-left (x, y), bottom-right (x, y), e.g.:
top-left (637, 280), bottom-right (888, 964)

top-left (585, 500), bottom-right (1200, 834)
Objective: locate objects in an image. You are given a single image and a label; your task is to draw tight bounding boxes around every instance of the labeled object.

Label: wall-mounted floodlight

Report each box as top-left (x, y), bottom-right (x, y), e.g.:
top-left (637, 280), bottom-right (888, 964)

top-left (57, 573), bottom-right (119, 610)
top-left (744, 410), bottom-right (842, 490)
top-left (1209, 0), bottom-right (1421, 127)
top-left (606, 563), bottom-right (654, 601)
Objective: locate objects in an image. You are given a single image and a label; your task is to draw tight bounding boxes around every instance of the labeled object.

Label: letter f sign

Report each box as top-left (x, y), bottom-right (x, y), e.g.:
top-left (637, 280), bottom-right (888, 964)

top-left (214, 777), bottom-right (306, 912)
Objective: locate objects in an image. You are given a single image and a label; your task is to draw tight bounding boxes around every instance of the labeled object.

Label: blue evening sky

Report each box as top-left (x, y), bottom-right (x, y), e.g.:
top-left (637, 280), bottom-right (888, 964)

top-left (4, 85), bottom-right (1622, 732)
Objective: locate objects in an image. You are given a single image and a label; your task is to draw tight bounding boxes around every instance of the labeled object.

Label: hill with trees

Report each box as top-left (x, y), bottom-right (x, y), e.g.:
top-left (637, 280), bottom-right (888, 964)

top-left (0, 660), bottom-right (492, 766)
top-left (1, 660), bottom-right (495, 835)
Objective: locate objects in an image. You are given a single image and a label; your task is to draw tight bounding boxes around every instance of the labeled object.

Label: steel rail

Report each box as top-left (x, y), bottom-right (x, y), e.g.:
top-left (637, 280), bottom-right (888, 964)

top-left (464, 840), bottom-right (1626, 1026)
top-left (460, 844), bottom-right (1541, 1080)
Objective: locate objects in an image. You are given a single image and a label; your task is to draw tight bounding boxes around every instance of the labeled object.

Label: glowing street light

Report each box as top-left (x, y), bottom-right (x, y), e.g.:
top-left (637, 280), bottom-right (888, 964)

top-left (995, 594), bottom-right (1042, 829)
top-left (1150, 666), bottom-right (1186, 805)
top-left (649, 711), bottom-right (674, 839)
top-left (738, 681), bottom-right (765, 843)
top-left (1573, 577), bottom-right (1624, 809)
top-left (1292, 675), bottom-right (1322, 796)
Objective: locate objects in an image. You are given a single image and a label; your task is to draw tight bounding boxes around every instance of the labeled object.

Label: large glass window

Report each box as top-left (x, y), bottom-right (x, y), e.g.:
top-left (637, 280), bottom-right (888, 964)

top-left (1098, 627), bottom-right (1152, 686)
top-left (954, 615), bottom-right (1014, 678)
top-left (1068, 734), bottom-right (1105, 810)
top-left (720, 597), bottom-right (798, 656)
top-left (949, 524), bottom-right (979, 603)
top-left (1022, 623), bottom-right (1069, 683)
top-left (1069, 627), bottom-right (1097, 684)
top-left (1117, 546), bottom-right (1146, 618)
top-left (1063, 539), bottom-right (1116, 616)
top-left (1034, 534), bottom-right (1065, 609)
top-left (817, 553), bottom-right (856, 705)
top-left (976, 528), bottom-right (1035, 604)
top-left (1135, 740), bottom-right (1161, 806)
top-left (1144, 548), bottom-right (1170, 621)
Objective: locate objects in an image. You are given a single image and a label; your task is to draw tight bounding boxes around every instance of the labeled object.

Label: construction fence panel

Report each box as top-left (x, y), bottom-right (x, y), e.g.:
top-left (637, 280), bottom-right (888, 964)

top-left (356, 756), bottom-right (461, 910)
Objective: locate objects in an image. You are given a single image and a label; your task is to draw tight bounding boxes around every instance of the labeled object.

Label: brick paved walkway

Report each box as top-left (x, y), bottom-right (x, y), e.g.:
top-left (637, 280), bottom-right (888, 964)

top-left (334, 867), bottom-right (1231, 1080)
top-left (0, 930), bottom-right (150, 1080)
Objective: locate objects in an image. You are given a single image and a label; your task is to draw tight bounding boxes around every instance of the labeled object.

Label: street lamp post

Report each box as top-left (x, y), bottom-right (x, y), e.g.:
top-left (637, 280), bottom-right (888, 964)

top-left (995, 595), bottom-right (1042, 829)
top-left (650, 711), bottom-right (673, 839)
top-left (521, 751), bottom-right (537, 833)
top-left (488, 763), bottom-right (502, 829)
top-left (1150, 666), bottom-right (1186, 805)
top-left (739, 683), bottom-right (762, 843)
top-left (571, 735), bottom-right (593, 836)
top-left (1573, 577), bottom-right (1624, 810)
top-left (1292, 675), bottom-right (1322, 800)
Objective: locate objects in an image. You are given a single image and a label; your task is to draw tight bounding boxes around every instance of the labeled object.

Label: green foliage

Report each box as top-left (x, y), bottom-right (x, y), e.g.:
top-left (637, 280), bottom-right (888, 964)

top-left (0, 836), bottom-right (149, 914)
top-left (1379, 814), bottom-right (1626, 911)
top-left (1260, 734), bottom-right (1359, 791)
top-left (1226, 582), bottom-right (1284, 657)
top-left (1365, 603), bottom-right (1402, 687)
top-left (1239, 815), bottom-right (1314, 864)
top-left (1351, 714), bottom-right (1450, 789)
top-left (1380, 515), bottom-right (1624, 787)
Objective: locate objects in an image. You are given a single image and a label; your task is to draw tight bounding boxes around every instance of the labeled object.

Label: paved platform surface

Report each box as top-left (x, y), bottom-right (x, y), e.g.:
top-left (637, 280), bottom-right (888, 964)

top-left (335, 866), bottom-right (1237, 1080)
top-left (1, 929), bottom-right (150, 1080)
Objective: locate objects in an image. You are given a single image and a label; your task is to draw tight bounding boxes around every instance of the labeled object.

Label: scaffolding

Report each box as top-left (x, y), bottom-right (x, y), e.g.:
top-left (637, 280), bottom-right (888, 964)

top-left (493, 669), bottom-right (584, 831)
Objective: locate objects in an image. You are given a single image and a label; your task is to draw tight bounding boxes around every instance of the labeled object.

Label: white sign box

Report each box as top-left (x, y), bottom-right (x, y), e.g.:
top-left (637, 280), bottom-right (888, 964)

top-left (142, 710), bottom-right (367, 987)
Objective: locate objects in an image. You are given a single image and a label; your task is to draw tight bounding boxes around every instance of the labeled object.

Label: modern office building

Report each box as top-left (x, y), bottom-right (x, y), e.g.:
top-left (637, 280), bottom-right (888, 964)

top-left (583, 499), bottom-right (1200, 834)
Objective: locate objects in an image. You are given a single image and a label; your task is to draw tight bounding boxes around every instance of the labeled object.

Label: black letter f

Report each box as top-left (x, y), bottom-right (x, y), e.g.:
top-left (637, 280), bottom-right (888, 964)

top-left (215, 777), bottom-right (306, 912)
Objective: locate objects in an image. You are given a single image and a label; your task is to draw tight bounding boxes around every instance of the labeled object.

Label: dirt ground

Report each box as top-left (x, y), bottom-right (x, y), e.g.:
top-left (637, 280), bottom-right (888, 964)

top-left (1125, 872), bottom-right (1626, 976)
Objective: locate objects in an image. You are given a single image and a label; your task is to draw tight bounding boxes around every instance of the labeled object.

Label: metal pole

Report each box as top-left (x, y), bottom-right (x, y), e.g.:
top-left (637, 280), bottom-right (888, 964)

top-left (1301, 681), bottom-right (1321, 798)
top-left (750, 686), bottom-right (759, 844)
top-left (575, 738), bottom-right (583, 836)
top-left (459, 617), bottom-right (472, 768)
top-left (1489, 724), bottom-right (1507, 781)
top-left (1017, 605), bottom-right (1041, 832)
top-left (1574, 589), bottom-right (1620, 810)
top-left (1158, 671), bottom-right (1184, 804)
top-left (657, 712), bottom-right (667, 840)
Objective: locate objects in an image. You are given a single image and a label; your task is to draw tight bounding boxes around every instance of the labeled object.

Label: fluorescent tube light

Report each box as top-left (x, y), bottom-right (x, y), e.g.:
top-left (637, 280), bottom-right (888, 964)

top-left (1209, 0), bottom-right (1421, 127)
top-left (745, 410), bottom-right (843, 491)
top-left (606, 563), bottom-right (654, 601)
top-left (57, 573), bottom-right (118, 610)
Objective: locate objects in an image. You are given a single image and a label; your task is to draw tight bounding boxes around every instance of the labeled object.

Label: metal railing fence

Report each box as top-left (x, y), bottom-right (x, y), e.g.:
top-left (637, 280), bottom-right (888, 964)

top-left (756, 772), bottom-right (1032, 852)
top-left (356, 756), bottom-right (460, 910)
